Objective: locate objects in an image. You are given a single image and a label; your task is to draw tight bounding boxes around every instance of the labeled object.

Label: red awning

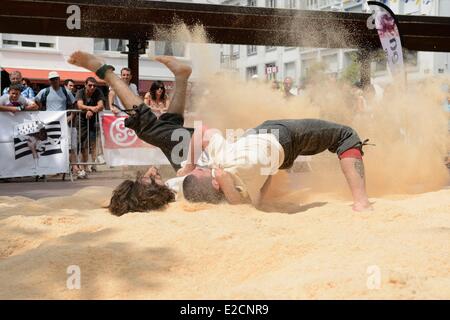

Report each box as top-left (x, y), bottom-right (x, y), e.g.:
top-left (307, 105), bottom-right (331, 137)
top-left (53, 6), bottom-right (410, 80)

top-left (3, 68), bottom-right (104, 84)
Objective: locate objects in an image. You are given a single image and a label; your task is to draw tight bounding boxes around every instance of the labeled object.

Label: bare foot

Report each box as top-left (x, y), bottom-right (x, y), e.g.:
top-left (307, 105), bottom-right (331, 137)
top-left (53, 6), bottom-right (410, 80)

top-left (153, 55), bottom-right (192, 79)
top-left (67, 51), bottom-right (104, 73)
top-left (352, 202), bottom-right (373, 212)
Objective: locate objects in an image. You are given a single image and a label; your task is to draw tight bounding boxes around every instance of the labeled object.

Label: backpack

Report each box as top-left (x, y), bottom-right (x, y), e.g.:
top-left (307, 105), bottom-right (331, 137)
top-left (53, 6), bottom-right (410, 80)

top-left (41, 86), bottom-right (73, 110)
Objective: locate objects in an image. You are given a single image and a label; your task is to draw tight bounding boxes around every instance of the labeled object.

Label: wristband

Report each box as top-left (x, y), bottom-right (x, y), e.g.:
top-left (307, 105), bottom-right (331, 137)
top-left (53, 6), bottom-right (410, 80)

top-left (95, 64), bottom-right (115, 80)
top-left (211, 168), bottom-right (216, 178)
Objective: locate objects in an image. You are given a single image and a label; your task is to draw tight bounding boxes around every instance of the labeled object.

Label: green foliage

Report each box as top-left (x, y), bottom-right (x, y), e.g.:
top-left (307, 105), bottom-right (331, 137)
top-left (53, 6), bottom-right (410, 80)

top-left (341, 59), bottom-right (360, 84)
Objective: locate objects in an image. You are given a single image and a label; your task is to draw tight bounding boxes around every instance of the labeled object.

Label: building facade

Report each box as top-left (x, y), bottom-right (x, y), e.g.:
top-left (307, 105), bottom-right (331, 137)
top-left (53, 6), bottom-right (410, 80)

top-left (0, 0), bottom-right (221, 95)
top-left (219, 0), bottom-right (450, 88)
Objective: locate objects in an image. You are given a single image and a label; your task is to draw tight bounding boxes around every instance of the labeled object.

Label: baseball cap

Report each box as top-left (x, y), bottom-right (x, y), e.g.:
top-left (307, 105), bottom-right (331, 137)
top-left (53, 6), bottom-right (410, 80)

top-left (48, 71), bottom-right (60, 79)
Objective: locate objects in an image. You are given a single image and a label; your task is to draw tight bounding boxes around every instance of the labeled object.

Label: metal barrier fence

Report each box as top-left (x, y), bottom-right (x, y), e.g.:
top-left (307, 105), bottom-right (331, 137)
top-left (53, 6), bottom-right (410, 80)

top-left (65, 110), bottom-right (105, 182)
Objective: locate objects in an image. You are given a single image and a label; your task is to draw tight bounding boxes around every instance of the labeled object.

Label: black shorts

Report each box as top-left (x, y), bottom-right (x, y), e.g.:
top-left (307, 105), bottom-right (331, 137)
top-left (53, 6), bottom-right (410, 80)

top-left (124, 103), bottom-right (194, 170)
top-left (250, 119), bottom-right (364, 169)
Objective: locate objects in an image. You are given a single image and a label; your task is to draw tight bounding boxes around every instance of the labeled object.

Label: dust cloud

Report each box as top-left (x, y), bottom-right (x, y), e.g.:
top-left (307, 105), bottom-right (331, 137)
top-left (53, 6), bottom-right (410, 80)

top-left (155, 22), bottom-right (449, 198)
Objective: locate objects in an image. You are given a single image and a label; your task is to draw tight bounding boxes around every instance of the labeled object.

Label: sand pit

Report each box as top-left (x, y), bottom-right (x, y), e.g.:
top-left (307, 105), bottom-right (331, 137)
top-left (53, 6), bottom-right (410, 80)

top-left (0, 185), bottom-right (449, 299)
top-left (1, 21), bottom-right (449, 301)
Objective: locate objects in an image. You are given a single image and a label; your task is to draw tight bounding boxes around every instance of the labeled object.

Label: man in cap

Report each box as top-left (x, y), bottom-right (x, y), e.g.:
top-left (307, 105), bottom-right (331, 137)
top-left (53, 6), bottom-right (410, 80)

top-left (35, 71), bottom-right (75, 111)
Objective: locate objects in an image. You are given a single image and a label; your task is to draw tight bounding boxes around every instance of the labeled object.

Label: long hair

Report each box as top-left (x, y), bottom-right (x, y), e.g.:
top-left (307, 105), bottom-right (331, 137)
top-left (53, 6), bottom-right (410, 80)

top-left (108, 175), bottom-right (175, 216)
top-left (149, 81), bottom-right (166, 101)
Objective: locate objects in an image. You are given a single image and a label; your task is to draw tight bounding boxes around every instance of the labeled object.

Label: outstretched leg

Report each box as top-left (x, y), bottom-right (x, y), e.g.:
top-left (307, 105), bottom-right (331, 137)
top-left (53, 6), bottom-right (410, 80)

top-left (68, 51), bottom-right (142, 109)
top-left (153, 56), bottom-right (192, 115)
top-left (68, 51), bottom-right (192, 115)
top-left (339, 156), bottom-right (372, 211)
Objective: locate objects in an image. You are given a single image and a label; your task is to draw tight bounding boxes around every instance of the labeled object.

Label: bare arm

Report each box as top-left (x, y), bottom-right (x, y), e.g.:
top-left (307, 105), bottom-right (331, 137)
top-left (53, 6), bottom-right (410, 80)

top-left (177, 124), bottom-right (210, 176)
top-left (0, 105), bottom-right (20, 112)
top-left (77, 99), bottom-right (96, 112)
top-left (214, 168), bottom-right (244, 205)
top-left (109, 90), bottom-right (120, 114)
top-left (94, 99), bottom-right (104, 112)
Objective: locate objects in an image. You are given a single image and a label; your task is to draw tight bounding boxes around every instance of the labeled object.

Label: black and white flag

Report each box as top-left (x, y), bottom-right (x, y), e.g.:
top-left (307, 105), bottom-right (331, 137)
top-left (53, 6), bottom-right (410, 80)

top-left (14, 121), bottom-right (63, 160)
top-left (0, 111), bottom-right (69, 178)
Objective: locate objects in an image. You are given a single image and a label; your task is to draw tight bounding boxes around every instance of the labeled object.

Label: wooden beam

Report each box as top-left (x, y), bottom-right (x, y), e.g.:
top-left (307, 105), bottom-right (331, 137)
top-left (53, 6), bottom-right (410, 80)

top-left (1, 0), bottom-right (450, 52)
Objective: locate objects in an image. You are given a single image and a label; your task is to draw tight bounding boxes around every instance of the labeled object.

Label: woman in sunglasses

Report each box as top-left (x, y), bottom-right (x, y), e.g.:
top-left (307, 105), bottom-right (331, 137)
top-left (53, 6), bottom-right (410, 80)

top-left (144, 80), bottom-right (170, 117)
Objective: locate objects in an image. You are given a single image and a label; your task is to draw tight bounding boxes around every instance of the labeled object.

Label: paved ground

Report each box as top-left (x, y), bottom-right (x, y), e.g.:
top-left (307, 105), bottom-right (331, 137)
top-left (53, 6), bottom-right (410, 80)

top-left (0, 164), bottom-right (180, 199)
top-left (1, 166), bottom-right (449, 200)
top-left (0, 171), bottom-right (124, 199)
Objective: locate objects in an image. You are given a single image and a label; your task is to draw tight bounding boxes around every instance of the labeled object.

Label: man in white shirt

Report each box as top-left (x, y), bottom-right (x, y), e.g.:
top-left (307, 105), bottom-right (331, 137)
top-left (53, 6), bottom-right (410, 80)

top-left (180, 119), bottom-right (372, 212)
top-left (109, 67), bottom-right (139, 116)
top-left (0, 84), bottom-right (38, 112)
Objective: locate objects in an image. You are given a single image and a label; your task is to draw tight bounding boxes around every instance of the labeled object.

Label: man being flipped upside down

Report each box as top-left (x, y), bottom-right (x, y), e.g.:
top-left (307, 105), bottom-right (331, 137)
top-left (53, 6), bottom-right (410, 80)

top-left (68, 51), bottom-right (372, 215)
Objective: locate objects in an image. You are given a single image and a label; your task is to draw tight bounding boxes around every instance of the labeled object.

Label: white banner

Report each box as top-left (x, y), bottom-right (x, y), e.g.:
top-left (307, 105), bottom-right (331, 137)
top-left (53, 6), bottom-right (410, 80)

top-left (368, 1), bottom-right (405, 77)
top-left (99, 112), bottom-right (170, 167)
top-left (0, 111), bottom-right (69, 178)
top-left (422, 0), bottom-right (434, 16)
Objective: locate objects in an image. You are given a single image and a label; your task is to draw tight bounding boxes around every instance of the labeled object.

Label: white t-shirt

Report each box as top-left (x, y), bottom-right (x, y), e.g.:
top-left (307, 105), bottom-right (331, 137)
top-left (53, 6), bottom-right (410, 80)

top-left (205, 132), bottom-right (284, 205)
top-left (0, 94), bottom-right (32, 107)
top-left (165, 176), bottom-right (185, 199)
top-left (111, 83), bottom-right (138, 116)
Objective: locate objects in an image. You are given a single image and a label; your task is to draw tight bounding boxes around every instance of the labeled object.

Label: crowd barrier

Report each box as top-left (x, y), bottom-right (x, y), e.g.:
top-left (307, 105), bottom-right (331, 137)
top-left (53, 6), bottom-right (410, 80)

top-left (65, 110), bottom-right (105, 182)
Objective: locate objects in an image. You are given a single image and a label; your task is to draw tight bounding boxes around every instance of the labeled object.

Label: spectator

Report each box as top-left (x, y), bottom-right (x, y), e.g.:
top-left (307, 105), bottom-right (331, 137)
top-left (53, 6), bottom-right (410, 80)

top-left (144, 80), bottom-right (170, 117)
top-left (271, 80), bottom-right (280, 91)
top-left (21, 78), bottom-right (35, 96)
top-left (0, 84), bottom-right (39, 112)
top-left (109, 67), bottom-right (138, 116)
top-left (2, 70), bottom-right (35, 99)
top-left (64, 79), bottom-right (77, 95)
top-left (35, 71), bottom-right (75, 111)
top-left (283, 76), bottom-right (295, 99)
top-left (64, 79), bottom-right (82, 178)
top-left (76, 77), bottom-right (105, 176)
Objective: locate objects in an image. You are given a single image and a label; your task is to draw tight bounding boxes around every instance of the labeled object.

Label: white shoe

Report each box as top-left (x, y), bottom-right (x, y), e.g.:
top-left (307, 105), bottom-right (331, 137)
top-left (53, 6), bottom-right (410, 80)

top-left (77, 170), bottom-right (87, 179)
top-left (96, 155), bottom-right (105, 164)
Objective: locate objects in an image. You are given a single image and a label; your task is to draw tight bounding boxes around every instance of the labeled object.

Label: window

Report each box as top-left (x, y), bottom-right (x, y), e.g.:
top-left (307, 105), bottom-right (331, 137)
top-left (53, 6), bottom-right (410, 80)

top-left (301, 59), bottom-right (315, 78)
top-left (2, 34), bottom-right (56, 50)
top-left (266, 0), bottom-right (277, 8)
top-left (284, 61), bottom-right (296, 80)
top-left (404, 50), bottom-right (418, 67)
top-left (2, 40), bottom-right (19, 46)
top-left (39, 42), bottom-right (55, 48)
top-left (265, 46), bottom-right (277, 52)
top-left (94, 38), bottom-right (128, 52)
top-left (231, 45), bottom-right (240, 58)
top-left (322, 54), bottom-right (338, 73)
top-left (247, 0), bottom-right (257, 6)
top-left (247, 45), bottom-right (257, 56)
top-left (21, 41), bottom-right (36, 48)
top-left (307, 0), bottom-right (318, 9)
top-left (155, 41), bottom-right (185, 57)
top-left (246, 66), bottom-right (258, 80)
top-left (374, 60), bottom-right (387, 72)
top-left (286, 0), bottom-right (297, 9)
